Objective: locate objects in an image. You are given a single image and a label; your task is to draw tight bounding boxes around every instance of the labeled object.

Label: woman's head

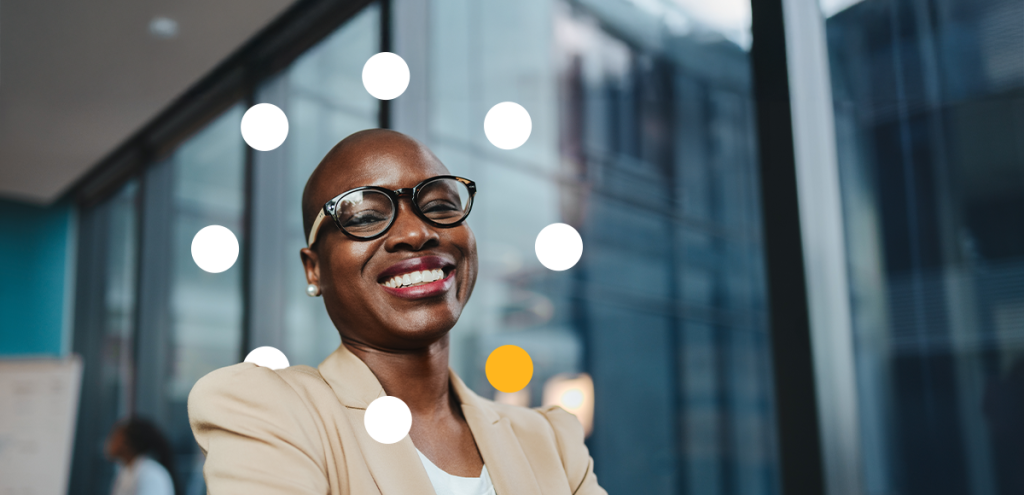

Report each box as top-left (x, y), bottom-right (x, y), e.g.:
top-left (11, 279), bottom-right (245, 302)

top-left (105, 417), bottom-right (177, 481)
top-left (300, 129), bottom-right (478, 350)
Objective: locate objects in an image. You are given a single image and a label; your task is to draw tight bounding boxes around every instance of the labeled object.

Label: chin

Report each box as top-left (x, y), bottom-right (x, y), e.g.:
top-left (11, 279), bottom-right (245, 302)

top-left (389, 308), bottom-right (461, 345)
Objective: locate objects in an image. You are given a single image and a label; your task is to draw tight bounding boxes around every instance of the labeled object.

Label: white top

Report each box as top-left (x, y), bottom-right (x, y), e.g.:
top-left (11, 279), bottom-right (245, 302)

top-left (110, 456), bottom-right (174, 495)
top-left (415, 448), bottom-right (496, 495)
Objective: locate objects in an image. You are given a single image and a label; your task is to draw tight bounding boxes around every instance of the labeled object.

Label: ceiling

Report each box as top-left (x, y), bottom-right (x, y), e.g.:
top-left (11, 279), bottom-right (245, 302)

top-left (0, 0), bottom-right (298, 204)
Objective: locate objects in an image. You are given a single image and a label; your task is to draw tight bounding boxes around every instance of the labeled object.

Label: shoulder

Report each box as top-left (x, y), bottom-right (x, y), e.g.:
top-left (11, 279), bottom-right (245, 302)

top-left (187, 363), bottom-right (336, 493)
top-left (134, 458), bottom-right (174, 495)
top-left (487, 401), bottom-right (589, 462)
top-left (487, 401), bottom-right (585, 444)
top-left (187, 363), bottom-right (329, 452)
top-left (188, 362), bottom-right (325, 411)
top-left (501, 404), bottom-right (597, 494)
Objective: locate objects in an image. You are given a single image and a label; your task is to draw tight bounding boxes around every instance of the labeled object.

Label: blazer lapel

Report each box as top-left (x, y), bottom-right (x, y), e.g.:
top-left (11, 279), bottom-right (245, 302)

top-left (318, 345), bottom-right (436, 495)
top-left (317, 344), bottom-right (544, 495)
top-left (450, 372), bottom-right (544, 495)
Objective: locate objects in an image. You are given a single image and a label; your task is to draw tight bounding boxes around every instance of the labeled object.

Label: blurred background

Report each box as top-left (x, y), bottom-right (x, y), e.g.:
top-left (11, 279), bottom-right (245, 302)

top-left (0, 0), bottom-right (1022, 494)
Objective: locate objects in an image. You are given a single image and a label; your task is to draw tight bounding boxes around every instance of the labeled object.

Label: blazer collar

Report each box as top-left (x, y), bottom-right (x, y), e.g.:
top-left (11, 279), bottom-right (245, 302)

top-left (318, 344), bottom-right (544, 495)
top-left (317, 343), bottom-right (387, 409)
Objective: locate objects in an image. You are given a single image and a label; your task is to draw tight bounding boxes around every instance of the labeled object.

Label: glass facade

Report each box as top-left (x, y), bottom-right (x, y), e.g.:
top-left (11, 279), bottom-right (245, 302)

top-left (143, 104), bottom-right (247, 494)
top-left (824, 0), bottom-right (1024, 494)
top-left (69, 182), bottom-right (138, 495)
top-left (419, 1), bottom-right (777, 493)
top-left (249, 4), bottom-right (381, 367)
top-left (72, 0), bottom-right (1024, 492)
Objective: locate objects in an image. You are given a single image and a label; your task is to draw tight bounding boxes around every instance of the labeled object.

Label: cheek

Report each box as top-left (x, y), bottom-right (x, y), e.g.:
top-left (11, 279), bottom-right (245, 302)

top-left (322, 243), bottom-right (376, 290)
top-left (454, 228), bottom-right (479, 298)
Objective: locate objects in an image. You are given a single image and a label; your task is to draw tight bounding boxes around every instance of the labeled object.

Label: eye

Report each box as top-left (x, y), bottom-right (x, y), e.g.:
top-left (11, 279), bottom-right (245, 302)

top-left (343, 210), bottom-right (389, 228)
top-left (421, 200), bottom-right (460, 213)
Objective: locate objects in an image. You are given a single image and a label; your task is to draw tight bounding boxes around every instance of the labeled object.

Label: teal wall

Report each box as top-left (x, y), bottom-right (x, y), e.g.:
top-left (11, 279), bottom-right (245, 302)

top-left (0, 198), bottom-right (75, 356)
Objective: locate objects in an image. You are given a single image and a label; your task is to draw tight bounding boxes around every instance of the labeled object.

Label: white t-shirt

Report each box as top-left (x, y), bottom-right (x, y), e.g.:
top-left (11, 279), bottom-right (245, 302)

top-left (110, 456), bottom-right (175, 495)
top-left (416, 448), bottom-right (496, 495)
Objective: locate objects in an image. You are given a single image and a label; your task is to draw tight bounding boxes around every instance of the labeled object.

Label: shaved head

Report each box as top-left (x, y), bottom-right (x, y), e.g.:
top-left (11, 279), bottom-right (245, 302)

top-left (301, 128), bottom-right (442, 242)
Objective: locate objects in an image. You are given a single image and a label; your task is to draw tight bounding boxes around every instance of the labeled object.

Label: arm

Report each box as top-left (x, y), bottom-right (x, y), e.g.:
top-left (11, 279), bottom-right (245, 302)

top-left (188, 363), bottom-right (330, 495)
top-left (538, 405), bottom-right (609, 495)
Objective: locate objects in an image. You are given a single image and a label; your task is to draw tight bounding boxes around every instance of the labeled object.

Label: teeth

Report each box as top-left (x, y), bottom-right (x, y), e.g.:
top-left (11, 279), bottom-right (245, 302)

top-left (384, 269), bottom-right (447, 288)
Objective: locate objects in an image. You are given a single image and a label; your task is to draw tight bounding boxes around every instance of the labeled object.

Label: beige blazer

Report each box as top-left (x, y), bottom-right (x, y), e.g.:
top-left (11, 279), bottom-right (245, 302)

top-left (188, 344), bottom-right (608, 495)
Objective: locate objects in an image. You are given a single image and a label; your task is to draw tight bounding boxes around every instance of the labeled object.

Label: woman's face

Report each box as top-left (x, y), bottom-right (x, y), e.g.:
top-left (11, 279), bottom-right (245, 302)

top-left (105, 426), bottom-right (131, 461)
top-left (300, 136), bottom-right (478, 351)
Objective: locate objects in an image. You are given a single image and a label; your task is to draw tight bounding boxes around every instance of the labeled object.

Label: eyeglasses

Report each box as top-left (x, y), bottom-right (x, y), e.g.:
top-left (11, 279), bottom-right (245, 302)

top-left (307, 175), bottom-right (477, 247)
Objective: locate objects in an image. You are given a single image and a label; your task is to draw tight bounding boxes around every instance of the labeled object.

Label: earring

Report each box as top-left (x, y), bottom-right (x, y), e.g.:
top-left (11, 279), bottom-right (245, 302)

top-left (306, 284), bottom-right (321, 297)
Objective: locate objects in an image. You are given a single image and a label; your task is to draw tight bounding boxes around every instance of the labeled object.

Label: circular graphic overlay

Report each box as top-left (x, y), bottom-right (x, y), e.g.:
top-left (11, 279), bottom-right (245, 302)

top-left (362, 52), bottom-right (410, 100)
top-left (191, 225), bottom-right (239, 273)
top-left (534, 223), bottom-right (583, 271)
top-left (364, 396), bottom-right (412, 444)
top-left (240, 103), bottom-right (289, 151)
top-left (485, 345), bottom-right (534, 393)
top-left (244, 346), bottom-right (290, 370)
top-left (484, 102), bottom-right (532, 150)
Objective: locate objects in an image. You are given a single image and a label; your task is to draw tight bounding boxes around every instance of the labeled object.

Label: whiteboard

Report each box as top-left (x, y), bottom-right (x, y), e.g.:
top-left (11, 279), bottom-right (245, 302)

top-left (0, 356), bottom-right (83, 495)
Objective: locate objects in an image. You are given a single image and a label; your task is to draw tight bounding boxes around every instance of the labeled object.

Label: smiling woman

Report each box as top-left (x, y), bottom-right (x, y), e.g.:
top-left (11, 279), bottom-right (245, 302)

top-left (187, 129), bottom-right (608, 495)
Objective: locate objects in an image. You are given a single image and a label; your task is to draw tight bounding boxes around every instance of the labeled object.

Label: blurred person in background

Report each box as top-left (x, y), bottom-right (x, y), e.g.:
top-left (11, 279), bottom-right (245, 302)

top-left (105, 417), bottom-right (177, 495)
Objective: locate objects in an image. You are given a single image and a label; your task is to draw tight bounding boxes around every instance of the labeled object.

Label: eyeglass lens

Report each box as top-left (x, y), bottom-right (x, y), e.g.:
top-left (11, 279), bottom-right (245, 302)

top-left (334, 178), bottom-right (472, 238)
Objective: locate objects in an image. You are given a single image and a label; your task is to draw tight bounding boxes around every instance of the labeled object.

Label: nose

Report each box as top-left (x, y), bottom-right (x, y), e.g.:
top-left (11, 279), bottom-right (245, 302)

top-left (383, 198), bottom-right (439, 252)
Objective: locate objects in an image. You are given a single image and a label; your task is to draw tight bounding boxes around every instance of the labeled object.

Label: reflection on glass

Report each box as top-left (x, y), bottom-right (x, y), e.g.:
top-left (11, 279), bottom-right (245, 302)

top-left (69, 181), bottom-right (139, 495)
top-left (824, 0), bottom-right (1024, 494)
top-left (425, 0), bottom-right (776, 493)
top-left (162, 105), bottom-right (246, 494)
top-left (248, 4), bottom-right (380, 367)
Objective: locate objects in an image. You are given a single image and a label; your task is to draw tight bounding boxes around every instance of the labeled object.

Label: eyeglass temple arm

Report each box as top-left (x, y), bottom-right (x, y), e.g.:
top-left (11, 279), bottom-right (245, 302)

top-left (308, 209), bottom-right (327, 247)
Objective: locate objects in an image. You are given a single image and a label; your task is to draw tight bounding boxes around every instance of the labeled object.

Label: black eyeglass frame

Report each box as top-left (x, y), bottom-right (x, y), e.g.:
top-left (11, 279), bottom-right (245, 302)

top-left (307, 175), bottom-right (477, 246)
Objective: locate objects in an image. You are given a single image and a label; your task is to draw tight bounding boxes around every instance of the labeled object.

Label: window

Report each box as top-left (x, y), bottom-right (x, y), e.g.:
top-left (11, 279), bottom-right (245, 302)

top-left (133, 105), bottom-right (247, 494)
top-left (69, 182), bottom-right (138, 495)
top-left (70, 1), bottom-right (784, 494)
top-left (418, 0), bottom-right (777, 492)
top-left (824, 0), bottom-right (1024, 493)
top-left (249, 4), bottom-right (380, 366)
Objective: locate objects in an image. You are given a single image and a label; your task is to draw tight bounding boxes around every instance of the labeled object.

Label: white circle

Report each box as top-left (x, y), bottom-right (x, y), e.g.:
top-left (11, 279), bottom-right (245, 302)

top-left (191, 225), bottom-right (239, 273)
top-left (244, 346), bottom-right (290, 370)
top-left (362, 52), bottom-right (410, 100)
top-left (535, 223), bottom-right (583, 271)
top-left (240, 103), bottom-right (289, 151)
top-left (364, 396), bottom-right (412, 444)
top-left (484, 102), bottom-right (532, 150)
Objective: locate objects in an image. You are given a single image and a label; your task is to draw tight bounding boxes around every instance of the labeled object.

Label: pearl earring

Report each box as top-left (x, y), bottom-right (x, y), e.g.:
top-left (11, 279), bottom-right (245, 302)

top-left (306, 284), bottom-right (321, 297)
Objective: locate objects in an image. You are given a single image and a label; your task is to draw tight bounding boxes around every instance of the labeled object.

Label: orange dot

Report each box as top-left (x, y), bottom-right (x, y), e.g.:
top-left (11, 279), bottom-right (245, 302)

top-left (485, 345), bottom-right (534, 393)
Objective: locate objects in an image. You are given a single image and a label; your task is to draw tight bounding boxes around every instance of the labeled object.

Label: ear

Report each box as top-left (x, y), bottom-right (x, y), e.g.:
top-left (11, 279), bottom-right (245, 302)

top-left (299, 247), bottom-right (321, 287)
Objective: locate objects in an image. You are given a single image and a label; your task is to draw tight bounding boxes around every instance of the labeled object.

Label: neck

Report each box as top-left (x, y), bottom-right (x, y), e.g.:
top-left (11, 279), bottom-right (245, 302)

top-left (120, 452), bottom-right (139, 466)
top-left (343, 335), bottom-right (459, 419)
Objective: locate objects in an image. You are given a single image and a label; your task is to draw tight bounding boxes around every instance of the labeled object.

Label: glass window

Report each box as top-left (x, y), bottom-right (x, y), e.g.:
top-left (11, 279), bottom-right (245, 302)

top-left (69, 181), bottom-right (139, 495)
top-left (249, 3), bottom-right (380, 367)
top-left (823, 0), bottom-right (1024, 493)
top-left (423, 1), bottom-right (777, 493)
top-left (135, 105), bottom-right (247, 495)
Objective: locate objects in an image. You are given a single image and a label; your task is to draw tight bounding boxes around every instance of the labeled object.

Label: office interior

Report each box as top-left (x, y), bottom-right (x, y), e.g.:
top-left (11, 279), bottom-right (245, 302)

top-left (1, 0), bottom-right (1022, 494)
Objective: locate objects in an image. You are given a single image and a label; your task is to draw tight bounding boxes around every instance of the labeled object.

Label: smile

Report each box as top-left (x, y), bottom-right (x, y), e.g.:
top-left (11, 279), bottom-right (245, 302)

top-left (376, 255), bottom-right (457, 299)
top-left (383, 268), bottom-right (446, 288)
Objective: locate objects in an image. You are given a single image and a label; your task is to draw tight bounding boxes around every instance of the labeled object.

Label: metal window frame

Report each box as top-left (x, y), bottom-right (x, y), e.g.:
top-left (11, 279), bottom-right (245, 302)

top-left (750, 0), bottom-right (864, 494)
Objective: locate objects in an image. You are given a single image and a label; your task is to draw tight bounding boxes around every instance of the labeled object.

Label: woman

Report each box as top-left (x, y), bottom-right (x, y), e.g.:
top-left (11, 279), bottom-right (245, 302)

top-left (106, 417), bottom-right (176, 495)
top-left (188, 129), bottom-right (606, 495)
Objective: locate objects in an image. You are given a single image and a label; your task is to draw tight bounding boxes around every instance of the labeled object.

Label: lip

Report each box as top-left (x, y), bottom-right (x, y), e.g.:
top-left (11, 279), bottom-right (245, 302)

top-left (376, 255), bottom-right (454, 284)
top-left (380, 269), bottom-right (457, 299)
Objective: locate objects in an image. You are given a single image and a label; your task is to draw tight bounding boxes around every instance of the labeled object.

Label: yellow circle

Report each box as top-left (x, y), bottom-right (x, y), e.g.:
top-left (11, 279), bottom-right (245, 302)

top-left (485, 345), bottom-right (534, 393)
